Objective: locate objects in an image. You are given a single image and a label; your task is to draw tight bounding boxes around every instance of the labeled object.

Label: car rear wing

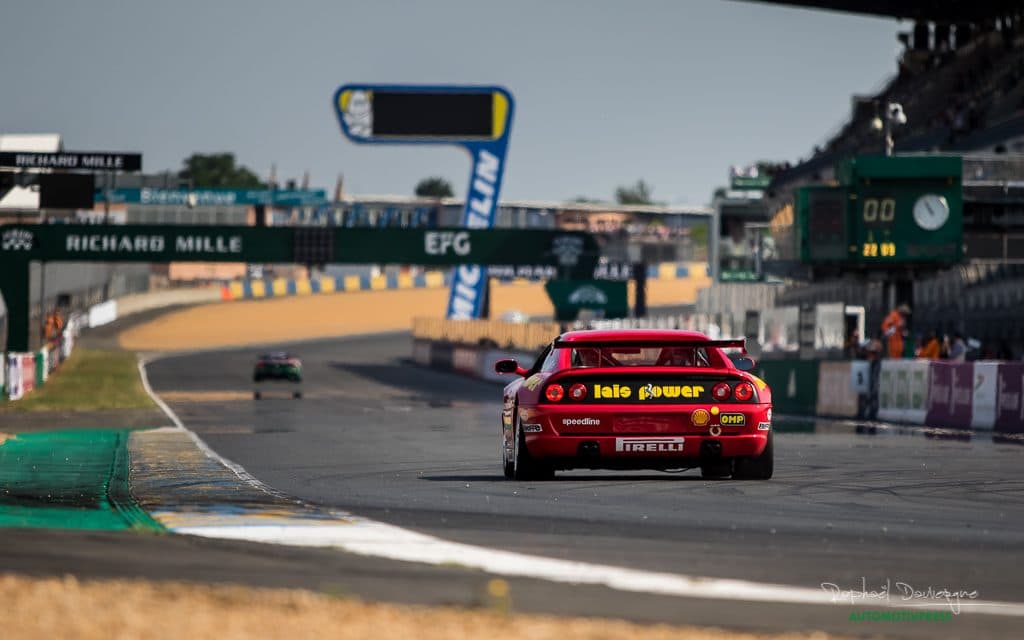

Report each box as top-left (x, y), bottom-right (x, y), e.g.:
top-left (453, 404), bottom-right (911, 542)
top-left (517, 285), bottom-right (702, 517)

top-left (553, 338), bottom-right (747, 354)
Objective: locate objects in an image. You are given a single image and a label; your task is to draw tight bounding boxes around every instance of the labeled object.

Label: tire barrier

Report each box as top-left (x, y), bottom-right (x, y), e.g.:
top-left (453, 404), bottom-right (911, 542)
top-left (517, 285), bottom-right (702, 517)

top-left (452, 346), bottom-right (481, 376)
top-left (428, 342), bottom-right (453, 371)
top-left (411, 340), bottom-right (538, 383)
top-left (412, 340), bottom-right (432, 366)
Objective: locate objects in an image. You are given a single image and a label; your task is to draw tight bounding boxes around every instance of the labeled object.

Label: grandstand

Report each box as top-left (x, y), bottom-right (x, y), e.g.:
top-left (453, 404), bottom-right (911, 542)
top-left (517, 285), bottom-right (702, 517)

top-left (745, 2), bottom-right (1024, 355)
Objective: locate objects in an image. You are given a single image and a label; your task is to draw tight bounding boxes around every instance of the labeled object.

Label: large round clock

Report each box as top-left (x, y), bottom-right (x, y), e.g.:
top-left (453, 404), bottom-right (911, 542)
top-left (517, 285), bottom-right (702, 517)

top-left (912, 194), bottom-right (949, 231)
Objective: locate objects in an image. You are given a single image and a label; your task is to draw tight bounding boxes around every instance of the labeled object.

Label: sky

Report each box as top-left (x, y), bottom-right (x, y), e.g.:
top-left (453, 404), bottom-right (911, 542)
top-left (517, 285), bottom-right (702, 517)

top-left (0, 0), bottom-right (901, 205)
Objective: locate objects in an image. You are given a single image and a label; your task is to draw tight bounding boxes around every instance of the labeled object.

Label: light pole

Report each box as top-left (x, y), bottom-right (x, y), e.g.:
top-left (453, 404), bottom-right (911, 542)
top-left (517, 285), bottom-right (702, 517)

top-left (871, 102), bottom-right (907, 156)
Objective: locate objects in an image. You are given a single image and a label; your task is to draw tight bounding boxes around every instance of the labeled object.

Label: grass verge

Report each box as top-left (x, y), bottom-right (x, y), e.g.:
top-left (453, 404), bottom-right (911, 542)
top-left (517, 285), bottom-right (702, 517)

top-left (2, 349), bottom-right (155, 412)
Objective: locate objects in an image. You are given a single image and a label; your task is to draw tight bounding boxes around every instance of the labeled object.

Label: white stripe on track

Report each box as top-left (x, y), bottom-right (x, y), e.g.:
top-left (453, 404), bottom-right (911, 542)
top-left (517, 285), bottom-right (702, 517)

top-left (137, 355), bottom-right (1024, 617)
top-left (137, 355), bottom-right (293, 501)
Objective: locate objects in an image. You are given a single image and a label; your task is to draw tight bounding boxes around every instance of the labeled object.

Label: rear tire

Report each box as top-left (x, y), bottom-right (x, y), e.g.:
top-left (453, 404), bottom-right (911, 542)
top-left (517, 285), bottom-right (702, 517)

top-left (734, 431), bottom-right (774, 480)
top-left (700, 459), bottom-right (733, 479)
top-left (253, 391), bottom-right (262, 400)
top-left (293, 391), bottom-right (303, 399)
top-left (511, 418), bottom-right (554, 481)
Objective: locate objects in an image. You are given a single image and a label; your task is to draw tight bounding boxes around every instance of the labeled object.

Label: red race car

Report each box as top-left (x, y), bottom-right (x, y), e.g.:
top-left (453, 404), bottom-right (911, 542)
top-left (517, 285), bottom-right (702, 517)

top-left (495, 329), bottom-right (773, 480)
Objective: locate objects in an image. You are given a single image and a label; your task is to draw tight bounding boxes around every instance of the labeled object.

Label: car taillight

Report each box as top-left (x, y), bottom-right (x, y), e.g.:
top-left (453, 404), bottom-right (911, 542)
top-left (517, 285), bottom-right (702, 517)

top-left (734, 382), bottom-right (754, 401)
top-left (545, 384), bottom-right (565, 402)
top-left (712, 382), bottom-right (731, 401)
top-left (568, 383), bottom-right (588, 401)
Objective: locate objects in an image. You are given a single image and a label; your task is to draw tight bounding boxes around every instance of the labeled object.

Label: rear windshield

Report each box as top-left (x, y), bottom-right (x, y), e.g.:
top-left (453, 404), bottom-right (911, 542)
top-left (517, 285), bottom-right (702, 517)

top-left (561, 345), bottom-right (718, 368)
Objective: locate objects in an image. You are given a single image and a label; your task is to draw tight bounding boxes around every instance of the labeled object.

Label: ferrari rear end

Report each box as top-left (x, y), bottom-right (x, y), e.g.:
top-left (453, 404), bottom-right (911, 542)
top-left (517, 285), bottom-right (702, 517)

top-left (522, 370), bottom-right (771, 476)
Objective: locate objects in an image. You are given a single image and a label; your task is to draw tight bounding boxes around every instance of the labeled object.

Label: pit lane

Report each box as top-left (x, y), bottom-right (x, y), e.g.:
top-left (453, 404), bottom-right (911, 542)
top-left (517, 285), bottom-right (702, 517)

top-left (143, 331), bottom-right (1024, 636)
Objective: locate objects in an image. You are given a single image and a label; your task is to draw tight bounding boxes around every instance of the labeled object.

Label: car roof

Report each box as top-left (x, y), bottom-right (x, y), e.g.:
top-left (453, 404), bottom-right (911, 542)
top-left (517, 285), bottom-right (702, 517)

top-left (557, 329), bottom-right (711, 343)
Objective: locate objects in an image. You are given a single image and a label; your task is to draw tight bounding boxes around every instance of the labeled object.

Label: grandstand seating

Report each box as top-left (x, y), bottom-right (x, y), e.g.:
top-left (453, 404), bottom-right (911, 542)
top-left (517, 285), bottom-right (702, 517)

top-left (774, 22), bottom-right (1024, 188)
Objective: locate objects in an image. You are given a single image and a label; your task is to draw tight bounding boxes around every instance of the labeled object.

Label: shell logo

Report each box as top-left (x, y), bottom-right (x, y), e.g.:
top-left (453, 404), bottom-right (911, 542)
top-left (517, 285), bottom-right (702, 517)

top-left (691, 409), bottom-right (711, 427)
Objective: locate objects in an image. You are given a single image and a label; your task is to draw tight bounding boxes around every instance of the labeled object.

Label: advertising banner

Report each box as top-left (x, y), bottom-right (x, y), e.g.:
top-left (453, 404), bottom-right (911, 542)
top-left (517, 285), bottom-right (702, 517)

top-left (333, 84), bottom-right (516, 320)
top-left (87, 300), bottom-right (118, 328)
top-left (907, 361), bottom-right (930, 424)
top-left (94, 187), bottom-right (327, 207)
top-left (0, 151), bottom-right (142, 171)
top-left (9, 353), bottom-right (36, 399)
top-left (971, 362), bottom-right (999, 430)
top-left (7, 354), bottom-right (22, 400)
top-left (879, 360), bottom-right (930, 424)
top-left (23, 354), bottom-right (36, 394)
top-left (544, 280), bottom-right (629, 321)
top-left (995, 362), bottom-right (1024, 434)
top-left (926, 362), bottom-right (973, 428)
top-left (36, 348), bottom-right (48, 385)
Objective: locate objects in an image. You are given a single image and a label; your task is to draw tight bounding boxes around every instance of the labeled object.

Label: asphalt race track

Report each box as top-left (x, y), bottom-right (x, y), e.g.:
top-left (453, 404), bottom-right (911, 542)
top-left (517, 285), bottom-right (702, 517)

top-left (138, 332), bottom-right (1024, 637)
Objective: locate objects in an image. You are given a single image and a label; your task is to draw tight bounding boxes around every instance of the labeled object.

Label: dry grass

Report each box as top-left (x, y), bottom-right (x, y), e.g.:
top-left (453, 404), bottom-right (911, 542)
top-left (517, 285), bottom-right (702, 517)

top-left (1, 575), bottom-right (841, 640)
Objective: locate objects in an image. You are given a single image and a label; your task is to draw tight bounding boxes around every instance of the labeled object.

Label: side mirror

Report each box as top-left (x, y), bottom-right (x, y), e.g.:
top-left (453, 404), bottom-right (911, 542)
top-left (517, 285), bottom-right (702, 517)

top-left (733, 356), bottom-right (756, 371)
top-left (494, 359), bottom-right (523, 375)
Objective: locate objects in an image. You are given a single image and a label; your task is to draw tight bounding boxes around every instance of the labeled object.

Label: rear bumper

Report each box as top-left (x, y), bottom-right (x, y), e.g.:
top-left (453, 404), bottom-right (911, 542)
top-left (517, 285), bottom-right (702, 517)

top-left (519, 403), bottom-right (771, 469)
top-left (525, 433), bottom-right (768, 469)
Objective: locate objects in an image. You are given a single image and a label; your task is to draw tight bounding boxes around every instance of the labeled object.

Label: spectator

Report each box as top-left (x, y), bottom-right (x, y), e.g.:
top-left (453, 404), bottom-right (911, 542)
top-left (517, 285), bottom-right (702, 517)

top-left (918, 329), bottom-right (942, 360)
top-left (881, 304), bottom-right (911, 358)
top-left (948, 332), bottom-right (968, 362)
top-left (862, 331), bottom-right (884, 420)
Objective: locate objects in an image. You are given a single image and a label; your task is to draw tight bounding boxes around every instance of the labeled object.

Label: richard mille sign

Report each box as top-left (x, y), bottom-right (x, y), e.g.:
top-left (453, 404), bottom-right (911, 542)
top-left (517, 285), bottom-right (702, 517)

top-left (63, 232), bottom-right (242, 255)
top-left (0, 151), bottom-right (143, 172)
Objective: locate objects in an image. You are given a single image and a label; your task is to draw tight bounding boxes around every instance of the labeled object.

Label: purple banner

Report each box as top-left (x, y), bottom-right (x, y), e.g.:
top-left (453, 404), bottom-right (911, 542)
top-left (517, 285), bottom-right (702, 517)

top-left (926, 362), bottom-right (973, 428)
top-left (996, 363), bottom-right (1024, 434)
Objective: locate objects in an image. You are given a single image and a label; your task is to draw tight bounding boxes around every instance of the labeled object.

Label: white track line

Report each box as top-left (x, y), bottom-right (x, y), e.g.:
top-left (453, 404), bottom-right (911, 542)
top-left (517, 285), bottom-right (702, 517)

top-left (137, 355), bottom-right (292, 501)
top-left (136, 354), bottom-right (1024, 616)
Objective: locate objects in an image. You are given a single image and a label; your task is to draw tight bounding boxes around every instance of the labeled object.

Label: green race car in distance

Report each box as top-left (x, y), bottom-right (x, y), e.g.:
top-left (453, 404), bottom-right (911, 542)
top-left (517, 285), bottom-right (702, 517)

top-left (253, 352), bottom-right (302, 383)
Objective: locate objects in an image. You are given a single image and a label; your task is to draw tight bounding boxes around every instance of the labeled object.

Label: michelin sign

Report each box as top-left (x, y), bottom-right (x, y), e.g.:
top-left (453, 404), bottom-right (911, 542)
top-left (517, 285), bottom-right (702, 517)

top-left (334, 83), bottom-right (515, 320)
